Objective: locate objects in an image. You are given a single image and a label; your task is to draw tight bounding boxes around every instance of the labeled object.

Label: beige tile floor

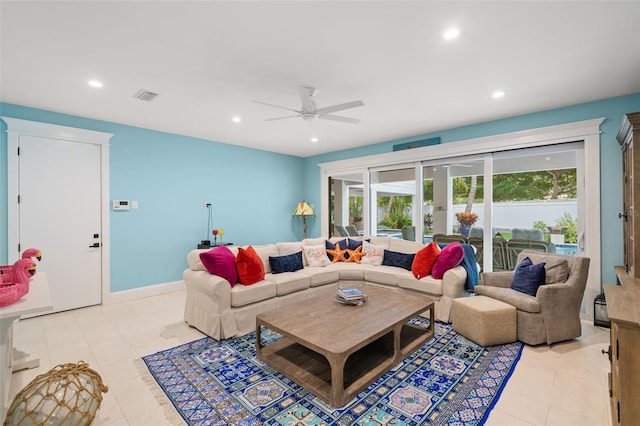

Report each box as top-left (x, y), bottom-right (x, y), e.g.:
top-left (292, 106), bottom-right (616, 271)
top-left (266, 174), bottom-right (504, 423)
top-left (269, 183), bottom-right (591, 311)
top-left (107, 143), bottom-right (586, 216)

top-left (8, 290), bottom-right (612, 426)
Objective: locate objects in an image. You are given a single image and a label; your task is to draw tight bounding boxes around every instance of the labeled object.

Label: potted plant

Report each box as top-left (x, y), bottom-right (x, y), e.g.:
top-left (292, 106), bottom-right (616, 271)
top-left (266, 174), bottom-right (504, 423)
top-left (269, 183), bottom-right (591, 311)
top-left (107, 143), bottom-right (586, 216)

top-left (455, 212), bottom-right (478, 237)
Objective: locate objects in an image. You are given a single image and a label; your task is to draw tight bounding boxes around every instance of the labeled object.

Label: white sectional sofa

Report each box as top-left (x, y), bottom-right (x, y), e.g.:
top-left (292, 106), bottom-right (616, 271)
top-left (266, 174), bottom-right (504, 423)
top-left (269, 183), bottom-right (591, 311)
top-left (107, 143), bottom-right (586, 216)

top-left (183, 236), bottom-right (468, 340)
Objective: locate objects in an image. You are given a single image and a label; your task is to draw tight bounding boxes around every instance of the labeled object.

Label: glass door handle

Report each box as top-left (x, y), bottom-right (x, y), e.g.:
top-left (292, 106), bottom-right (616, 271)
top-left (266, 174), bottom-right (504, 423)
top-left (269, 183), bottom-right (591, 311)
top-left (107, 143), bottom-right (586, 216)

top-left (89, 242), bottom-right (100, 248)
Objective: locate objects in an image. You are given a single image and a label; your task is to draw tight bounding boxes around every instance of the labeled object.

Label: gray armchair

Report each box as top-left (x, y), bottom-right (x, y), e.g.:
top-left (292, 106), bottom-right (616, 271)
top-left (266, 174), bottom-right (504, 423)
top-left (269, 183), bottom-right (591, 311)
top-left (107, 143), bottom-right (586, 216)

top-left (475, 250), bottom-right (590, 345)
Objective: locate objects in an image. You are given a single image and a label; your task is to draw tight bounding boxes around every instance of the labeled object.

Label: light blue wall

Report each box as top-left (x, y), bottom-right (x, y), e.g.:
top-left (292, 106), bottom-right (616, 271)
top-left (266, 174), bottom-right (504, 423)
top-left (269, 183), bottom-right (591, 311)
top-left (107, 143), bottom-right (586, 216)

top-left (302, 93), bottom-right (640, 285)
top-left (0, 103), bottom-right (305, 292)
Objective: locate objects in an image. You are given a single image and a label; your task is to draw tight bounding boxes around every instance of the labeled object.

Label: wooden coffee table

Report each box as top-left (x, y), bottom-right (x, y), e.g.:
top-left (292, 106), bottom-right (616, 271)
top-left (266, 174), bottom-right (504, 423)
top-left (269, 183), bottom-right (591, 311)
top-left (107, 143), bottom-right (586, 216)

top-left (255, 285), bottom-right (434, 407)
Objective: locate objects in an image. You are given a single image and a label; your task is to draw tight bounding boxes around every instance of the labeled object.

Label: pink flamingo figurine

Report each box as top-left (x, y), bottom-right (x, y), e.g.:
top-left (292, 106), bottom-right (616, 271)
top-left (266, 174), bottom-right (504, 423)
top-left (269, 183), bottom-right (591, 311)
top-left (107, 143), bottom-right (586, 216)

top-left (0, 258), bottom-right (36, 307)
top-left (22, 248), bottom-right (42, 262)
top-left (0, 247), bottom-right (41, 282)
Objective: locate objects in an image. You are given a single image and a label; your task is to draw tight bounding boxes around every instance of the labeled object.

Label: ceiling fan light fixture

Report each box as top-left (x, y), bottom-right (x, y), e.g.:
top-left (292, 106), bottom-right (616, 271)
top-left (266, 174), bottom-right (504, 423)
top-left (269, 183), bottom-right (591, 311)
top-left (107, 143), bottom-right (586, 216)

top-left (443, 28), bottom-right (460, 40)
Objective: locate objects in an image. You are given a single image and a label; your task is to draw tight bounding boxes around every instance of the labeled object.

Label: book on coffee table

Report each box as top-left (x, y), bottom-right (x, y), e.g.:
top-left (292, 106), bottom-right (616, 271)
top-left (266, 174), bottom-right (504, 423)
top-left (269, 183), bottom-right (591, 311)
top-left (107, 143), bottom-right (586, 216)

top-left (336, 287), bottom-right (367, 305)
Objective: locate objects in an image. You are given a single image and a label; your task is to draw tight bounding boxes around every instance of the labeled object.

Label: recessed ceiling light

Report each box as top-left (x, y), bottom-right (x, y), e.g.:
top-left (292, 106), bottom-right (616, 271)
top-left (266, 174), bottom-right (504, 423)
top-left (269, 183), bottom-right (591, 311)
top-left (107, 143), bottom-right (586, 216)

top-left (232, 116), bottom-right (241, 123)
top-left (492, 90), bottom-right (505, 99)
top-left (545, 157), bottom-right (551, 161)
top-left (443, 28), bottom-right (460, 40)
top-left (310, 137), bottom-right (319, 143)
top-left (88, 80), bottom-right (103, 88)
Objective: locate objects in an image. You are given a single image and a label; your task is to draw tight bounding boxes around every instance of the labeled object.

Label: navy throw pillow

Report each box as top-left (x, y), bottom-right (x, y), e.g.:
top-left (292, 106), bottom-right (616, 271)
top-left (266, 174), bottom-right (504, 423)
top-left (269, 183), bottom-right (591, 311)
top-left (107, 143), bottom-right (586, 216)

top-left (347, 238), bottom-right (363, 250)
top-left (326, 239), bottom-right (348, 260)
top-left (269, 251), bottom-right (304, 274)
top-left (382, 249), bottom-right (416, 271)
top-left (511, 257), bottom-right (546, 296)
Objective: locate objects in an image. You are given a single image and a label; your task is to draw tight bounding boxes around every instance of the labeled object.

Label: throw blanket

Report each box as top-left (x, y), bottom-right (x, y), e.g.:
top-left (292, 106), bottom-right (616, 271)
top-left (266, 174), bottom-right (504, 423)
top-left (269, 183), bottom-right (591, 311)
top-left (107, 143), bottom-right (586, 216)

top-left (438, 242), bottom-right (478, 291)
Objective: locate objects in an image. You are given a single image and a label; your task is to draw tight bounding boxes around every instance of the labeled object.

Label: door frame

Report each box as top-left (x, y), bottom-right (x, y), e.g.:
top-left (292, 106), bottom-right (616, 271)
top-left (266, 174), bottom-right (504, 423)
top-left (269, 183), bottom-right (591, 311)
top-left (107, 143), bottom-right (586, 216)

top-left (3, 117), bottom-right (112, 303)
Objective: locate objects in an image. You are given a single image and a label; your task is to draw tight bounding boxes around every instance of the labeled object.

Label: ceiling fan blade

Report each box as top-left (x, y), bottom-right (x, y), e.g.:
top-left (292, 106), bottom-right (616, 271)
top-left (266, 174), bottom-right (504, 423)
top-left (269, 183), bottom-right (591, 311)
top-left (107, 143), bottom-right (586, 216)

top-left (265, 115), bottom-right (301, 121)
top-left (251, 100), bottom-right (301, 114)
top-left (298, 87), bottom-right (315, 113)
top-left (318, 114), bottom-right (360, 124)
top-left (315, 100), bottom-right (364, 115)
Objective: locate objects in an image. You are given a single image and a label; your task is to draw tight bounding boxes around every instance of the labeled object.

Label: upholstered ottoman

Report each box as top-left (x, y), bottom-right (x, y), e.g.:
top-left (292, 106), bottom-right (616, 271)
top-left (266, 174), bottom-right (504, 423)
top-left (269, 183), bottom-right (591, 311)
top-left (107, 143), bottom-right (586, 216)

top-left (451, 295), bottom-right (517, 346)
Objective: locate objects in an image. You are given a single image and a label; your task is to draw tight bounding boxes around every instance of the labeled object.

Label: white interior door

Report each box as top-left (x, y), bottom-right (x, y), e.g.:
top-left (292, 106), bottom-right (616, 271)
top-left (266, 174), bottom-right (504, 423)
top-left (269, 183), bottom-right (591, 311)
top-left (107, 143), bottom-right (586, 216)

top-left (18, 135), bottom-right (103, 313)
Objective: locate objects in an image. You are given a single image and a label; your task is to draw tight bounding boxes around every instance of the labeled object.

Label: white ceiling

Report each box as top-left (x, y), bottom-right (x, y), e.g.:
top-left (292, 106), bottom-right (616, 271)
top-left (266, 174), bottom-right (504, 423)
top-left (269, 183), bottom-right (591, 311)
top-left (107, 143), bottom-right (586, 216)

top-left (1, 1), bottom-right (639, 158)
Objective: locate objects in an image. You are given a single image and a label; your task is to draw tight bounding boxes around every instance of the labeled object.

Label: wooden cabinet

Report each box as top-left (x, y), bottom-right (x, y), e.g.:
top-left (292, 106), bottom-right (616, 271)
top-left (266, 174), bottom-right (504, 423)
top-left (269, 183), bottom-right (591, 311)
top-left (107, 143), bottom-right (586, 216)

top-left (617, 112), bottom-right (640, 278)
top-left (605, 113), bottom-right (640, 425)
top-left (605, 269), bottom-right (640, 426)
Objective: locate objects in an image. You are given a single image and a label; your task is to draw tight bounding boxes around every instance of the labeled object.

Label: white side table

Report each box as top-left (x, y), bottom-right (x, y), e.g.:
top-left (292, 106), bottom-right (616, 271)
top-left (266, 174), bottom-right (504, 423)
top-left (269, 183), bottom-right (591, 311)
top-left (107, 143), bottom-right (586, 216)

top-left (0, 273), bottom-right (52, 422)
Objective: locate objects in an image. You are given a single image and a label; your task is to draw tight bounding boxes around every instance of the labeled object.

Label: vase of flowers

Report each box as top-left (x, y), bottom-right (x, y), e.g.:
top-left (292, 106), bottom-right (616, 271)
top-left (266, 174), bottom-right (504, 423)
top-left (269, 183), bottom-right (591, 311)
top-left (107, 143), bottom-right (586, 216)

top-left (455, 212), bottom-right (478, 237)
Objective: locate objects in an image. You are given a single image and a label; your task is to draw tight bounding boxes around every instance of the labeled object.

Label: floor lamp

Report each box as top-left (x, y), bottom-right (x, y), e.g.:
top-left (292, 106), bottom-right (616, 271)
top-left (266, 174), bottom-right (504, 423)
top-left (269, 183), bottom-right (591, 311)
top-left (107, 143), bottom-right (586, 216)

top-left (293, 201), bottom-right (314, 240)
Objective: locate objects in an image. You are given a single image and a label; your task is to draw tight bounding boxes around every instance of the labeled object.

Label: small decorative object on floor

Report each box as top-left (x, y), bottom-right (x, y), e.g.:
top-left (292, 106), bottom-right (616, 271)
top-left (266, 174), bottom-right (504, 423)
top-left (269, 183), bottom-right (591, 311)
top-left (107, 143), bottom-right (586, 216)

top-left (336, 287), bottom-right (367, 305)
top-left (6, 361), bottom-right (108, 426)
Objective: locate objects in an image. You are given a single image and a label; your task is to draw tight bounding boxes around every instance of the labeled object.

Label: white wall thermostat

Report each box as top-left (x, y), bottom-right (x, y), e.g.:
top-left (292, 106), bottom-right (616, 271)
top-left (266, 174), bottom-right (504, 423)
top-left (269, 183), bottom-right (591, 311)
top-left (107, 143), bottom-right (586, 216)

top-left (112, 200), bottom-right (130, 210)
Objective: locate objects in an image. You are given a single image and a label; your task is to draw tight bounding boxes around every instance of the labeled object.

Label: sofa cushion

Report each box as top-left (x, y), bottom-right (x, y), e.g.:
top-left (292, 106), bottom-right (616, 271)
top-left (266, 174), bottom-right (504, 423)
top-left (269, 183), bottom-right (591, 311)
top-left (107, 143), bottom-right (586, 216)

top-left (236, 246), bottom-right (264, 285)
top-left (412, 242), bottom-right (441, 279)
top-left (543, 258), bottom-right (569, 284)
top-left (199, 246), bottom-right (238, 286)
top-left (432, 242), bottom-right (464, 279)
top-left (326, 239), bottom-right (347, 261)
top-left (230, 280), bottom-right (276, 307)
top-left (365, 265), bottom-right (410, 286)
top-left (253, 244), bottom-right (279, 274)
top-left (399, 274), bottom-right (443, 296)
top-left (361, 242), bottom-right (385, 266)
top-left (511, 257), bottom-right (546, 296)
top-left (269, 251), bottom-right (304, 274)
top-left (388, 238), bottom-right (423, 254)
top-left (382, 249), bottom-right (415, 271)
top-left (277, 242), bottom-right (305, 264)
top-left (474, 286), bottom-right (541, 313)
top-left (302, 245), bottom-right (331, 267)
top-left (298, 267), bottom-right (340, 287)
top-left (265, 272), bottom-right (310, 296)
top-left (325, 262), bottom-right (367, 280)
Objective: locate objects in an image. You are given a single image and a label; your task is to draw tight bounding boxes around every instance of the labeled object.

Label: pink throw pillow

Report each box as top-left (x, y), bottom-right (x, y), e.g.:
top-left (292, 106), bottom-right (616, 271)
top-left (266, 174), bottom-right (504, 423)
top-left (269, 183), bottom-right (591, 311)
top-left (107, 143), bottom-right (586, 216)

top-left (431, 242), bottom-right (465, 279)
top-left (412, 242), bottom-right (441, 279)
top-left (199, 246), bottom-right (238, 286)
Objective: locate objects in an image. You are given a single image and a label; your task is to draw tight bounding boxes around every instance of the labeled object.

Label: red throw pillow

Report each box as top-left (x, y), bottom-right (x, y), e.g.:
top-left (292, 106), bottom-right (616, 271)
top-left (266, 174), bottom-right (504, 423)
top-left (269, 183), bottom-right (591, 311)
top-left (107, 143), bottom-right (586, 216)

top-left (431, 242), bottom-right (465, 279)
top-left (412, 242), bottom-right (441, 279)
top-left (199, 245), bottom-right (238, 286)
top-left (236, 246), bottom-right (265, 285)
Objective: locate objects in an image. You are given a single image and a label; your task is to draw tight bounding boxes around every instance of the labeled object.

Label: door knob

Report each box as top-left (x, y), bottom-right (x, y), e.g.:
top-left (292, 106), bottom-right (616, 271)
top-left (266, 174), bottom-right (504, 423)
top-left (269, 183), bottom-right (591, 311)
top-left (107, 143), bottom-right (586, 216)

top-left (89, 242), bottom-right (100, 248)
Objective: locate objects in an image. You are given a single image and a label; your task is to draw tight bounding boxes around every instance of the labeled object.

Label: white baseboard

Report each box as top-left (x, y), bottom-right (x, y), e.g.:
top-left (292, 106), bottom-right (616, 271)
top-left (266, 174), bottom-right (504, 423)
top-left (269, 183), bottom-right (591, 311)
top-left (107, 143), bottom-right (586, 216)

top-left (103, 280), bottom-right (185, 305)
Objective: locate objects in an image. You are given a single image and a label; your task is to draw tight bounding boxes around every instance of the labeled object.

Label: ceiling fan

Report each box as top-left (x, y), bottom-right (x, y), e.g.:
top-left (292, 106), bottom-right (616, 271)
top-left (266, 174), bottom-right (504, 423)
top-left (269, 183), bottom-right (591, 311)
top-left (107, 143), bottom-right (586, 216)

top-left (252, 87), bottom-right (364, 124)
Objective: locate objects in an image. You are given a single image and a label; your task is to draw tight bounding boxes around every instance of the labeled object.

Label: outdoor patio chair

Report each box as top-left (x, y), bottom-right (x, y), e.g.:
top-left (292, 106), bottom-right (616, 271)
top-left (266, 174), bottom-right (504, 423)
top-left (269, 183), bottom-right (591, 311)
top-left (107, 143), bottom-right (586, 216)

top-left (467, 236), bottom-right (508, 272)
top-left (334, 225), bottom-right (350, 237)
top-left (505, 239), bottom-right (556, 269)
top-left (345, 225), bottom-right (361, 237)
top-left (433, 234), bottom-right (468, 244)
top-left (511, 227), bottom-right (544, 241)
top-left (401, 226), bottom-right (416, 241)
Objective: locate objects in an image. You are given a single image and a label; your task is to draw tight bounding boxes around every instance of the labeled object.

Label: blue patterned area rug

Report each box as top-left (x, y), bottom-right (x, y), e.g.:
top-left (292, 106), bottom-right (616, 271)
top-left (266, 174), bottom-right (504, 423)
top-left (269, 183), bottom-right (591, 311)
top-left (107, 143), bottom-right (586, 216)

top-left (141, 319), bottom-right (523, 425)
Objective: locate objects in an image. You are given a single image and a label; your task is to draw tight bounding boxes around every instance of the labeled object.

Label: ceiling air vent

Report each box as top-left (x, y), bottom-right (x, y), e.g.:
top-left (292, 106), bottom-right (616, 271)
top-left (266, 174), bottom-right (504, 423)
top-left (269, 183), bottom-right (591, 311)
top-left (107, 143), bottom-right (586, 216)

top-left (133, 89), bottom-right (159, 102)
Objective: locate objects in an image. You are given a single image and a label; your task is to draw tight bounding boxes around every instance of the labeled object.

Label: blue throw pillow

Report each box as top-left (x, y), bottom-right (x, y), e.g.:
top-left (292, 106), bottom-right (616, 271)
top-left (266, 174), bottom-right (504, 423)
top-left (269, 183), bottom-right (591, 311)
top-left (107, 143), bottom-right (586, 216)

top-left (347, 238), bottom-right (363, 250)
top-left (326, 239), bottom-right (348, 260)
top-left (269, 251), bottom-right (304, 274)
top-left (382, 249), bottom-right (416, 271)
top-left (511, 257), bottom-right (546, 296)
